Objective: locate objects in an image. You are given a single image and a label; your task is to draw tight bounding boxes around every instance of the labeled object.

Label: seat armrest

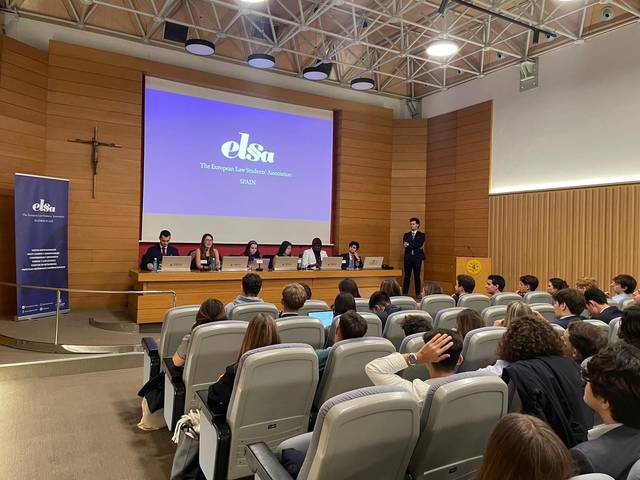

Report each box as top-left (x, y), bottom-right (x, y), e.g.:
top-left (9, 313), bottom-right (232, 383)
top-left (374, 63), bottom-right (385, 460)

top-left (246, 442), bottom-right (293, 480)
top-left (162, 357), bottom-right (183, 383)
top-left (141, 337), bottom-right (158, 355)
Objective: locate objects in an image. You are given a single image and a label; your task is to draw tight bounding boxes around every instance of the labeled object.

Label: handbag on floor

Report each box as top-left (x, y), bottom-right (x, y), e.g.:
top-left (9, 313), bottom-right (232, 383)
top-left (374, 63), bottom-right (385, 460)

top-left (137, 397), bottom-right (166, 431)
top-left (170, 411), bottom-right (203, 480)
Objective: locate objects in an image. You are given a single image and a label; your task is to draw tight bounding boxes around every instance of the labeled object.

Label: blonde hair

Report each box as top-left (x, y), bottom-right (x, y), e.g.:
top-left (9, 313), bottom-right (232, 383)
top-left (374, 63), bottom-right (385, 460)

top-left (576, 277), bottom-right (598, 290)
top-left (281, 283), bottom-right (306, 311)
top-left (237, 313), bottom-right (281, 362)
top-left (503, 301), bottom-right (533, 328)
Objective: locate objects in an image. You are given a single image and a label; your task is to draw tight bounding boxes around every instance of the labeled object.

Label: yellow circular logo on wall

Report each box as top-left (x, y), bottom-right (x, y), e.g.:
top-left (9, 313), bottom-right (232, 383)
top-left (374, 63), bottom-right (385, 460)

top-left (466, 259), bottom-right (482, 275)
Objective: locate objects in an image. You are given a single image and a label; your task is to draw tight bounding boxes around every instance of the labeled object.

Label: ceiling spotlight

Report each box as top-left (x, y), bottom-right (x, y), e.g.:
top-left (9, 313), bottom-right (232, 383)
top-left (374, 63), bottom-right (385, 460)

top-left (350, 78), bottom-right (375, 90)
top-left (185, 38), bottom-right (215, 56)
top-left (247, 53), bottom-right (275, 69)
top-left (426, 39), bottom-right (459, 57)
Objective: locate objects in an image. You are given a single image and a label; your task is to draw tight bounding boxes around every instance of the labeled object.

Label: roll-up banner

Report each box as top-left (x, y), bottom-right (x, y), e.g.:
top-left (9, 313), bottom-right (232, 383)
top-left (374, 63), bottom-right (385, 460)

top-left (14, 173), bottom-right (70, 320)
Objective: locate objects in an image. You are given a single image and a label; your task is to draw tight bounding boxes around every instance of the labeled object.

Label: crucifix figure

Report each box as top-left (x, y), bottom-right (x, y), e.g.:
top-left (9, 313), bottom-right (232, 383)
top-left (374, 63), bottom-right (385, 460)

top-left (67, 127), bottom-right (122, 199)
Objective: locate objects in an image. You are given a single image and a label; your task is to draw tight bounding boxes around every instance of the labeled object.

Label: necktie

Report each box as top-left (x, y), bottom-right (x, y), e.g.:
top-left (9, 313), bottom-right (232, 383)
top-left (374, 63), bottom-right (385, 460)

top-left (162, 247), bottom-right (166, 255)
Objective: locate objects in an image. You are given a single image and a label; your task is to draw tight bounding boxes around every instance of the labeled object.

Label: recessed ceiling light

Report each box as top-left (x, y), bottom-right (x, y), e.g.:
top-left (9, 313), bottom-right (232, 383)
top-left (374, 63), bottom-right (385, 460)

top-left (303, 66), bottom-right (328, 80)
top-left (185, 39), bottom-right (215, 56)
top-left (247, 53), bottom-right (275, 69)
top-left (426, 39), bottom-right (459, 57)
top-left (350, 78), bottom-right (375, 90)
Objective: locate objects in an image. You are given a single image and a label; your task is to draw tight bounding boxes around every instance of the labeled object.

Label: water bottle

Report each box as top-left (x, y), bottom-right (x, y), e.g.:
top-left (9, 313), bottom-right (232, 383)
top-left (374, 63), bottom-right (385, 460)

top-left (211, 258), bottom-right (216, 271)
top-left (152, 257), bottom-right (158, 272)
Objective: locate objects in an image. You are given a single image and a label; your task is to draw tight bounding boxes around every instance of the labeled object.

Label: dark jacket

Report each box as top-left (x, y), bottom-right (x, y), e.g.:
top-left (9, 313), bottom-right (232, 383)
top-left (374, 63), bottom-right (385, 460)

top-left (376, 304), bottom-right (401, 330)
top-left (571, 425), bottom-right (640, 480)
top-left (140, 244), bottom-right (180, 270)
top-left (552, 315), bottom-right (582, 329)
top-left (340, 252), bottom-right (363, 270)
top-left (206, 364), bottom-right (237, 415)
top-left (403, 231), bottom-right (426, 260)
top-left (591, 306), bottom-right (623, 324)
top-left (502, 355), bottom-right (592, 448)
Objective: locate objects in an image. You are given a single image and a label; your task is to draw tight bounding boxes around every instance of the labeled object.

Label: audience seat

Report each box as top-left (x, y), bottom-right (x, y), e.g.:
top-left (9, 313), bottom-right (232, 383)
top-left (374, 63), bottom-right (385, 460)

top-left (608, 317), bottom-right (622, 345)
top-left (481, 305), bottom-right (507, 327)
top-left (246, 386), bottom-right (421, 480)
top-left (530, 303), bottom-right (556, 323)
top-left (298, 300), bottom-right (330, 316)
top-left (551, 323), bottom-right (566, 335)
top-left (607, 298), bottom-right (621, 308)
top-left (313, 338), bottom-right (396, 410)
top-left (406, 372), bottom-right (508, 480)
top-left (142, 305), bottom-right (199, 385)
top-left (355, 297), bottom-right (371, 313)
top-left (491, 292), bottom-right (522, 306)
top-left (163, 321), bottom-right (247, 431)
top-left (627, 458), bottom-right (640, 480)
top-left (622, 298), bottom-right (636, 311)
top-left (230, 302), bottom-right (279, 321)
top-left (390, 296), bottom-right (418, 311)
top-left (583, 319), bottom-right (610, 336)
top-left (433, 307), bottom-right (467, 330)
top-left (197, 344), bottom-right (318, 480)
top-left (326, 313), bottom-right (383, 345)
top-left (570, 475), bottom-right (615, 480)
top-left (457, 294), bottom-right (491, 314)
top-left (276, 316), bottom-right (325, 349)
top-left (457, 327), bottom-right (507, 373)
top-left (399, 333), bottom-right (429, 382)
top-left (383, 310), bottom-right (433, 350)
top-left (420, 294), bottom-right (456, 318)
top-left (524, 292), bottom-right (554, 305)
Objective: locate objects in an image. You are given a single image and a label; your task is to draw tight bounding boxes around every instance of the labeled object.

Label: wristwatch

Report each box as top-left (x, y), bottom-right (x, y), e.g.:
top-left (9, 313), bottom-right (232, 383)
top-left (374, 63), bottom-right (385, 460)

top-left (406, 353), bottom-right (418, 366)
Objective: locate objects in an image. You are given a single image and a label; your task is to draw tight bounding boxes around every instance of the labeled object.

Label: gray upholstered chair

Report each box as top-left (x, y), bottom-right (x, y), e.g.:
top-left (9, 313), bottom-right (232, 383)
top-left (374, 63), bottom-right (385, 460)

top-left (197, 343), bottom-right (319, 480)
top-left (383, 310), bottom-right (433, 350)
top-left (399, 333), bottom-right (429, 382)
top-left (608, 317), bottom-right (622, 345)
top-left (276, 316), bottom-right (325, 348)
top-left (457, 293), bottom-right (491, 314)
top-left (569, 475), bottom-right (615, 480)
top-left (627, 458), bottom-right (640, 480)
top-left (406, 372), bottom-right (509, 480)
top-left (530, 303), bottom-right (556, 323)
top-left (326, 312), bottom-right (383, 346)
top-left (457, 327), bottom-right (506, 372)
top-left (390, 295), bottom-right (418, 311)
top-left (491, 292), bottom-right (522, 306)
top-left (433, 307), bottom-right (467, 330)
top-left (355, 297), bottom-right (371, 312)
top-left (622, 298), bottom-right (636, 311)
top-left (481, 305), bottom-right (507, 327)
top-left (246, 386), bottom-right (421, 480)
top-left (230, 302), bottom-right (279, 321)
top-left (163, 320), bottom-right (247, 430)
top-left (298, 300), bottom-right (330, 316)
top-left (420, 294), bottom-right (455, 318)
top-left (583, 319), bottom-right (610, 336)
top-left (607, 298), bottom-right (621, 308)
top-left (524, 292), bottom-right (554, 305)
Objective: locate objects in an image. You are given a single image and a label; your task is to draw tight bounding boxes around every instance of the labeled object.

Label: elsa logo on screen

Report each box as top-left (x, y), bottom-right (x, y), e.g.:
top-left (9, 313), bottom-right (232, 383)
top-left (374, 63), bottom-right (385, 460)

top-left (32, 199), bottom-right (56, 213)
top-left (220, 132), bottom-right (275, 163)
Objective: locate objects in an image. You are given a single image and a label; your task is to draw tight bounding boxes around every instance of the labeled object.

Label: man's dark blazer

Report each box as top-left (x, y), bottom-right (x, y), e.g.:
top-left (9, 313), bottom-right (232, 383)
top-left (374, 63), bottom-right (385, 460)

top-left (591, 306), bottom-right (623, 324)
top-left (340, 252), bottom-right (363, 270)
top-left (552, 315), bottom-right (582, 329)
top-left (403, 231), bottom-right (426, 260)
top-left (140, 244), bottom-right (180, 270)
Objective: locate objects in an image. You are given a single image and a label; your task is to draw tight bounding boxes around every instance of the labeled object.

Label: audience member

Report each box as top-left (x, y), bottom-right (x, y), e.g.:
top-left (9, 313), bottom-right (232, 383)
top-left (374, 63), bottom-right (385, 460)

top-left (420, 281), bottom-right (443, 298)
top-left (140, 229), bottom-right (179, 271)
top-left (633, 288), bottom-right (640, 305)
top-left (571, 344), bottom-right (640, 479)
top-left (456, 309), bottom-right (484, 338)
top-left (340, 240), bottom-right (363, 270)
top-left (517, 274), bottom-right (539, 297)
top-left (619, 305), bottom-right (640, 348)
top-left (332, 292), bottom-right (356, 317)
top-left (552, 288), bottom-right (586, 329)
top-left (365, 330), bottom-right (462, 405)
top-left (476, 413), bottom-right (574, 480)
top-left (193, 233), bottom-right (220, 271)
top-left (276, 241), bottom-right (293, 256)
top-left (494, 301), bottom-right (532, 328)
top-left (380, 278), bottom-right (402, 298)
top-left (224, 273), bottom-right (263, 317)
top-left (611, 274), bottom-right (637, 303)
top-left (315, 310), bottom-right (367, 379)
top-left (453, 274), bottom-right (475, 304)
top-left (563, 321), bottom-right (607, 364)
top-left (576, 277), bottom-right (599, 294)
top-left (547, 277), bottom-right (569, 294)
top-left (280, 283), bottom-right (306, 317)
top-left (585, 287), bottom-right (622, 323)
top-left (485, 274), bottom-right (506, 298)
top-left (301, 237), bottom-right (327, 269)
top-left (400, 314), bottom-right (432, 336)
top-left (368, 291), bottom-right (401, 328)
top-left (338, 277), bottom-right (361, 298)
top-left (299, 282), bottom-right (312, 300)
top-left (243, 240), bottom-right (261, 266)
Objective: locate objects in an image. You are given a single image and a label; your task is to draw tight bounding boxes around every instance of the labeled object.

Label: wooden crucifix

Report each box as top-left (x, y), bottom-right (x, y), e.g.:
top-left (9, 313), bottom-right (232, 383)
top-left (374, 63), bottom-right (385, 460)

top-left (67, 127), bottom-right (122, 198)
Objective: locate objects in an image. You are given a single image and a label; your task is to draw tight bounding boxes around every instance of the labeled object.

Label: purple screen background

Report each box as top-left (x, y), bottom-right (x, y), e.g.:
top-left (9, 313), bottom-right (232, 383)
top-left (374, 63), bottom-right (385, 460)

top-left (143, 88), bottom-right (334, 221)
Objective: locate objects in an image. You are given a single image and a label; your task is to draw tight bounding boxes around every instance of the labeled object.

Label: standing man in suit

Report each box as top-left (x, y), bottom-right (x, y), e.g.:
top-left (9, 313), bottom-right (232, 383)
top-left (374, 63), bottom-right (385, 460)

top-left (340, 241), bottom-right (363, 270)
top-left (140, 229), bottom-right (179, 271)
top-left (402, 217), bottom-right (426, 297)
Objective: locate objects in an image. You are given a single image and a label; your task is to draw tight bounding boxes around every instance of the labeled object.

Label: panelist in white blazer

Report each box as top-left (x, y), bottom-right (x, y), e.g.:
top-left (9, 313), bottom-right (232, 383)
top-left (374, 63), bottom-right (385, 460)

top-left (301, 237), bottom-right (328, 269)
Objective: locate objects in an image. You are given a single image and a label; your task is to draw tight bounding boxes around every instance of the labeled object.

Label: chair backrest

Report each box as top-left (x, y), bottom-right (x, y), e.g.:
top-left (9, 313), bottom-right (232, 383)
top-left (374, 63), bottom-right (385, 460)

top-left (551, 323), bottom-right (566, 334)
top-left (299, 299), bottom-right (330, 316)
top-left (622, 298), bottom-right (636, 311)
top-left (355, 297), bottom-right (371, 312)
top-left (182, 321), bottom-right (248, 412)
top-left (276, 316), bottom-right (325, 348)
top-left (457, 294), bottom-right (491, 314)
top-left (524, 291), bottom-right (554, 305)
top-left (608, 317), bottom-right (622, 345)
top-left (390, 295), bottom-right (418, 311)
top-left (360, 312), bottom-right (384, 337)
top-left (583, 319), bottom-right (610, 336)
top-left (570, 475), bottom-right (615, 480)
top-left (226, 344), bottom-right (319, 479)
top-left (434, 307), bottom-right (467, 330)
top-left (383, 310), bottom-right (433, 350)
top-left (481, 305), bottom-right (507, 327)
top-left (491, 292), bottom-right (522, 306)
top-left (420, 294), bottom-right (456, 318)
top-left (408, 372), bottom-right (508, 480)
top-left (607, 298), bottom-right (621, 308)
top-left (230, 302), bottom-right (279, 321)
top-left (458, 327), bottom-right (506, 372)
top-left (399, 333), bottom-right (429, 382)
top-left (530, 303), bottom-right (556, 323)
top-left (159, 305), bottom-right (200, 357)
top-left (314, 337), bottom-right (396, 408)
top-left (627, 458), bottom-right (640, 480)
top-left (299, 386), bottom-right (421, 480)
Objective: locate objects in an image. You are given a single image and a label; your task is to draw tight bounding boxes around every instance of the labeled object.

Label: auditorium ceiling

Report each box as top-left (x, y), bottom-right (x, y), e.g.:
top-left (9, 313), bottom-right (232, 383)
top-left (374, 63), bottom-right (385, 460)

top-left (2, 0), bottom-right (639, 99)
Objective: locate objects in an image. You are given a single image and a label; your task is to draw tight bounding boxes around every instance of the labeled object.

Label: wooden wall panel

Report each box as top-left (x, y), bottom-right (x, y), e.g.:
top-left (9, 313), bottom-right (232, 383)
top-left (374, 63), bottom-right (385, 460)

top-left (489, 184), bottom-right (640, 292)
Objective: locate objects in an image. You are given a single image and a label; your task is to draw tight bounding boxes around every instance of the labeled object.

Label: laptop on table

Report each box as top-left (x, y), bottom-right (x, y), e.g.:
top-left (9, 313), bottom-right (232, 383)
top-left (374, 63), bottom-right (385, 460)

top-left (222, 256), bottom-right (248, 272)
top-left (321, 257), bottom-right (343, 271)
top-left (363, 256), bottom-right (384, 269)
top-left (160, 256), bottom-right (191, 272)
top-left (272, 256), bottom-right (299, 271)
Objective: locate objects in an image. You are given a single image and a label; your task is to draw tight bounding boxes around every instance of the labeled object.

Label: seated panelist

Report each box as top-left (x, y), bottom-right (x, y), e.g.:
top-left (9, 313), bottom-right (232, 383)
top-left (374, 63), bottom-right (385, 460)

top-left (140, 229), bottom-right (179, 271)
top-left (243, 240), bottom-right (261, 267)
top-left (276, 241), bottom-right (293, 257)
top-left (301, 237), bottom-right (328, 269)
top-left (340, 240), bottom-right (363, 270)
top-left (193, 233), bottom-right (220, 271)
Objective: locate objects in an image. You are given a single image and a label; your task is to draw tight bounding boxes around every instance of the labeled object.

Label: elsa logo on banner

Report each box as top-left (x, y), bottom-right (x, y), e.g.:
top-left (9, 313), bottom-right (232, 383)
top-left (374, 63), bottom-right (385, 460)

top-left (220, 132), bottom-right (275, 163)
top-left (32, 199), bottom-right (56, 213)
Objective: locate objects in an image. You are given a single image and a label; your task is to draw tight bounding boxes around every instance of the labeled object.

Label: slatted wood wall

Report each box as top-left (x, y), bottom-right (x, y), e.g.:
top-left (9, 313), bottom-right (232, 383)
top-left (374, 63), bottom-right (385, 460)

top-left (489, 184), bottom-right (640, 292)
top-left (0, 36), bottom-right (48, 314)
top-left (425, 101), bottom-right (491, 293)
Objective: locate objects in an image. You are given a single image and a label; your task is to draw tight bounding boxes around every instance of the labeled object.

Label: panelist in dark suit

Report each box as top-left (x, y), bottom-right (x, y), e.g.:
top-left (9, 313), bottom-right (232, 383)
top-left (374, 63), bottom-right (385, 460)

top-left (402, 217), bottom-right (426, 296)
top-left (340, 241), bottom-right (363, 270)
top-left (140, 229), bottom-right (179, 271)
